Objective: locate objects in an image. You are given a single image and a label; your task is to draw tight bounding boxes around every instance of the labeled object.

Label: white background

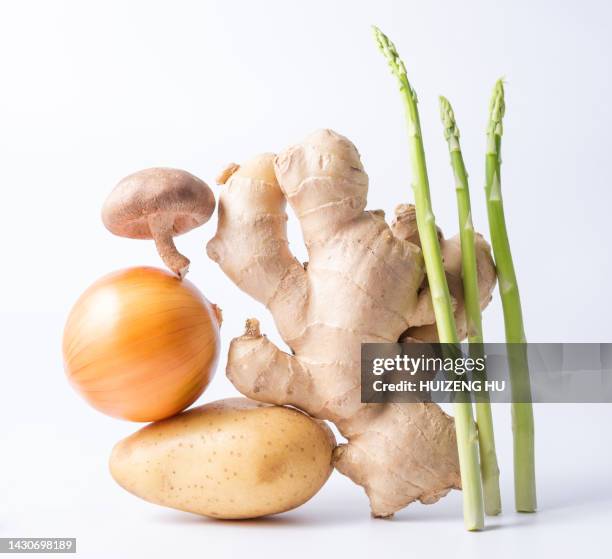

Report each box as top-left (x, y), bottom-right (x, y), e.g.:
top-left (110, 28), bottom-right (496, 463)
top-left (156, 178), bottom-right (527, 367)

top-left (1, 1), bottom-right (611, 557)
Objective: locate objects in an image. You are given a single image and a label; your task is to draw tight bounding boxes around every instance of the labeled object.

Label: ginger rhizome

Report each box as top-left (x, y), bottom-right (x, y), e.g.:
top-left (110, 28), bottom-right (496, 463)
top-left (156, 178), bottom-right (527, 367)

top-left (207, 129), bottom-right (496, 517)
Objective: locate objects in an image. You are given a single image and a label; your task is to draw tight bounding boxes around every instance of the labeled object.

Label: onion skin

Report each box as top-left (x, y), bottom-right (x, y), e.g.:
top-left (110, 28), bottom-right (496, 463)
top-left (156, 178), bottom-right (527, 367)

top-left (63, 267), bottom-right (220, 421)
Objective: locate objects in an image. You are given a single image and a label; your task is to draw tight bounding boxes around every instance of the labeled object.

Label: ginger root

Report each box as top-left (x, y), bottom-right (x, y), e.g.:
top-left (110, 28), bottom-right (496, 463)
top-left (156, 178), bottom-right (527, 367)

top-left (207, 129), bottom-right (496, 517)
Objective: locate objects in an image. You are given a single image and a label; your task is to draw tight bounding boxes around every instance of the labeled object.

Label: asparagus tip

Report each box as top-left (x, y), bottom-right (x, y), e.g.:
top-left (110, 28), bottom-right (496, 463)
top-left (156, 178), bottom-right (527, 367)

top-left (371, 26), bottom-right (407, 80)
top-left (488, 78), bottom-right (506, 137)
top-left (439, 96), bottom-right (460, 146)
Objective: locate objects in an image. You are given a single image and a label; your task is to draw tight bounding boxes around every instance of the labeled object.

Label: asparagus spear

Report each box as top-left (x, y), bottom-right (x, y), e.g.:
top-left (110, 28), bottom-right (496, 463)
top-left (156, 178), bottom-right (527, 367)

top-left (440, 96), bottom-right (502, 515)
top-left (373, 26), bottom-right (484, 531)
top-left (484, 80), bottom-right (537, 512)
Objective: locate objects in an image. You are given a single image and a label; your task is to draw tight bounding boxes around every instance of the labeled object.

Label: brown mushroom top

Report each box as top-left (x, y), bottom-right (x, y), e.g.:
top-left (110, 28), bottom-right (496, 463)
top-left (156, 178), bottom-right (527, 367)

top-left (102, 168), bottom-right (215, 239)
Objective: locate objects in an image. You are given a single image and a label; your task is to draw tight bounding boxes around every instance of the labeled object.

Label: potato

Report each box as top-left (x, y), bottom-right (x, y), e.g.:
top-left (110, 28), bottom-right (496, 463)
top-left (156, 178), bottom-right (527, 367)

top-left (109, 398), bottom-right (336, 519)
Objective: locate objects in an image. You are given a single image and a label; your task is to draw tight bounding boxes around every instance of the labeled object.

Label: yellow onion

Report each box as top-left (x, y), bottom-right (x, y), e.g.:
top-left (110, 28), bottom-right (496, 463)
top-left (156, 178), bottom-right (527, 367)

top-left (63, 267), bottom-right (221, 421)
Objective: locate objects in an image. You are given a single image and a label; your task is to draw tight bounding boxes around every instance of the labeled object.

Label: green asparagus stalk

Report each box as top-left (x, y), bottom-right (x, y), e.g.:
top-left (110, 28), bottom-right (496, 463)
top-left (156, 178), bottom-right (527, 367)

top-left (373, 26), bottom-right (484, 531)
top-left (484, 80), bottom-right (536, 512)
top-left (440, 96), bottom-right (502, 516)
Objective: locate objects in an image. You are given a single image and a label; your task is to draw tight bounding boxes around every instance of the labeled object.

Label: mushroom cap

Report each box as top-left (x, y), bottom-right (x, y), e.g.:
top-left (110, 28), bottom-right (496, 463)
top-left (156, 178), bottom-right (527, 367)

top-left (102, 168), bottom-right (215, 239)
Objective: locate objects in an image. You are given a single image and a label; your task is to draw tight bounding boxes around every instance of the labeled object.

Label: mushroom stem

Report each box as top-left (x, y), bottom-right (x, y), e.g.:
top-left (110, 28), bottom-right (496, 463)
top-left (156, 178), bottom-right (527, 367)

top-left (148, 214), bottom-right (190, 278)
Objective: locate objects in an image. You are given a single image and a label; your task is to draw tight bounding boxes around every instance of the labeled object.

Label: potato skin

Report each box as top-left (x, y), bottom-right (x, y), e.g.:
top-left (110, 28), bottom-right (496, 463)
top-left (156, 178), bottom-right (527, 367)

top-left (109, 398), bottom-right (336, 519)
